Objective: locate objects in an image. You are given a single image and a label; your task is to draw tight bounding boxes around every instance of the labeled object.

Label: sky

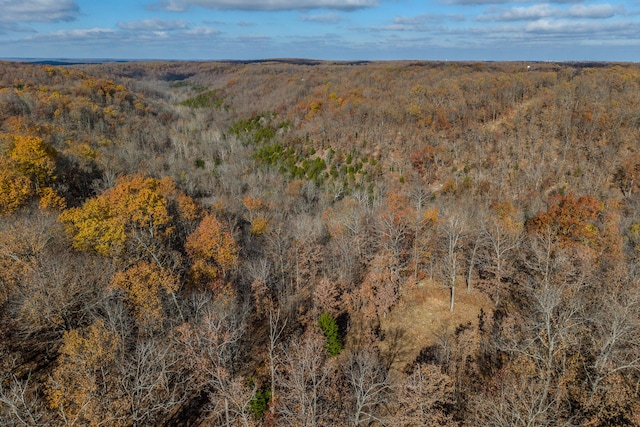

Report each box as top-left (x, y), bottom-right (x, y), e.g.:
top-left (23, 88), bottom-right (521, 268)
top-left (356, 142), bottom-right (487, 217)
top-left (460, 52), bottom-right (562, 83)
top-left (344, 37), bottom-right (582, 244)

top-left (1, 0), bottom-right (639, 62)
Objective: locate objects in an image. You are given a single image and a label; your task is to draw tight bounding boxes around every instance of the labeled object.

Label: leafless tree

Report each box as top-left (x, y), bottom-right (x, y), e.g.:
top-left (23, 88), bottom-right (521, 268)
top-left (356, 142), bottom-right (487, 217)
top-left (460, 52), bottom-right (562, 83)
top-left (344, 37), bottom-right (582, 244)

top-left (390, 363), bottom-right (458, 426)
top-left (277, 332), bottom-right (333, 427)
top-left (345, 349), bottom-right (391, 426)
top-left (0, 357), bottom-right (49, 427)
top-left (439, 214), bottom-right (465, 312)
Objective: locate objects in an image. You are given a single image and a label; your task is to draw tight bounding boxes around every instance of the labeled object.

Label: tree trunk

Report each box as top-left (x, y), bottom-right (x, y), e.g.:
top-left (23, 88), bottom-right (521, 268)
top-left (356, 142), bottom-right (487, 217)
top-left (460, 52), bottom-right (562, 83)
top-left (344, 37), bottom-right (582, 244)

top-left (450, 283), bottom-right (455, 312)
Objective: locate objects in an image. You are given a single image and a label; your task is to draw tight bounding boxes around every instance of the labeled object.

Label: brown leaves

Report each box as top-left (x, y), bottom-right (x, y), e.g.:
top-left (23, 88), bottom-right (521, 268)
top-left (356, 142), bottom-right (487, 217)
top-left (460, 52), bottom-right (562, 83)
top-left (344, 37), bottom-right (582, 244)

top-left (525, 192), bottom-right (602, 247)
top-left (613, 154), bottom-right (640, 198)
top-left (391, 364), bottom-right (457, 426)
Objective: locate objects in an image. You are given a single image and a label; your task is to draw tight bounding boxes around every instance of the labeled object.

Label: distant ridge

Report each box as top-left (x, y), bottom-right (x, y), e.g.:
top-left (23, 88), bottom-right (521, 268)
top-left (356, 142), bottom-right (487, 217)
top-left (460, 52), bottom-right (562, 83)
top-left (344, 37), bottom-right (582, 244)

top-left (1, 57), bottom-right (373, 66)
top-left (1, 58), bottom-right (137, 65)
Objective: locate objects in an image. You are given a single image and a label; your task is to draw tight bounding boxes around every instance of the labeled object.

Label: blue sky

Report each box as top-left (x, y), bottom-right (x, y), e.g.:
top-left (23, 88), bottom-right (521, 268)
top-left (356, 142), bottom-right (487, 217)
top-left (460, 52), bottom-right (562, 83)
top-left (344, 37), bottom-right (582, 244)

top-left (1, 0), bottom-right (639, 61)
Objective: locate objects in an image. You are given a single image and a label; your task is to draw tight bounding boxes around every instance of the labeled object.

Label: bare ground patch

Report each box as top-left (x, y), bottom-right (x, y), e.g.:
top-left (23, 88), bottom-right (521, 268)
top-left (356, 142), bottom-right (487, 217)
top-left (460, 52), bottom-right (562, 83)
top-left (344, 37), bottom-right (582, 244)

top-left (379, 279), bottom-right (493, 373)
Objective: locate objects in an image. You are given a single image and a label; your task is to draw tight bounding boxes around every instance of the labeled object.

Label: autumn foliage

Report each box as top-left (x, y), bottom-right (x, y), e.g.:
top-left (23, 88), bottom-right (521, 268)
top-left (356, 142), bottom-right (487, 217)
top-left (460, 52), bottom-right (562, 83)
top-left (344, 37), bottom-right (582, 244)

top-left (525, 192), bottom-right (602, 246)
top-left (2, 60), bottom-right (640, 426)
top-left (185, 213), bottom-right (239, 289)
top-left (59, 174), bottom-right (189, 257)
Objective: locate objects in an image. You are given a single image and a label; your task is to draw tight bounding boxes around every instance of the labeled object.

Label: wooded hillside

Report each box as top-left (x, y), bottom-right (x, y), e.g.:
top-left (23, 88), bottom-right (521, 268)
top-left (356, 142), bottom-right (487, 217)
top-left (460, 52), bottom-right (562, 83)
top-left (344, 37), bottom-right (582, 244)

top-left (1, 59), bottom-right (640, 426)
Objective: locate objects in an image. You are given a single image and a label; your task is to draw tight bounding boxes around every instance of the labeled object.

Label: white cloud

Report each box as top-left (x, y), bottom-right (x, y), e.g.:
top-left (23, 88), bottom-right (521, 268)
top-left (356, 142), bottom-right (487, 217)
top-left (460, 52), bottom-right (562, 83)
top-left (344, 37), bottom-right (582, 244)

top-left (117, 19), bottom-right (190, 31)
top-left (566, 4), bottom-right (623, 19)
top-left (523, 18), bottom-right (630, 33)
top-left (477, 4), bottom-right (553, 21)
top-left (0, 0), bottom-right (79, 23)
top-left (236, 34), bottom-right (270, 41)
top-left (28, 27), bottom-right (118, 41)
top-left (394, 13), bottom-right (465, 25)
top-left (456, 18), bottom-right (640, 46)
top-left (478, 3), bottom-right (625, 21)
top-left (185, 26), bottom-right (221, 35)
top-left (444, 0), bottom-right (582, 5)
top-left (151, 0), bottom-right (377, 11)
top-left (300, 13), bottom-right (342, 23)
top-left (363, 13), bottom-right (465, 32)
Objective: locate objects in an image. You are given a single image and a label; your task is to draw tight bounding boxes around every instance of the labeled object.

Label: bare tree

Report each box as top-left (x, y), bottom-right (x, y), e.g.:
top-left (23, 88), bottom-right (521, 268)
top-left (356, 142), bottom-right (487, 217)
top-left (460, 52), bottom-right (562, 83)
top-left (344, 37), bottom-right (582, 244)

top-left (268, 306), bottom-right (287, 419)
top-left (176, 293), bottom-right (252, 427)
top-left (0, 357), bottom-right (49, 427)
top-left (390, 363), bottom-right (458, 426)
top-left (481, 212), bottom-right (521, 305)
top-left (439, 214), bottom-right (465, 312)
top-left (345, 349), bottom-right (391, 426)
top-left (277, 332), bottom-right (333, 427)
top-left (118, 336), bottom-right (194, 426)
top-left (476, 236), bottom-right (586, 427)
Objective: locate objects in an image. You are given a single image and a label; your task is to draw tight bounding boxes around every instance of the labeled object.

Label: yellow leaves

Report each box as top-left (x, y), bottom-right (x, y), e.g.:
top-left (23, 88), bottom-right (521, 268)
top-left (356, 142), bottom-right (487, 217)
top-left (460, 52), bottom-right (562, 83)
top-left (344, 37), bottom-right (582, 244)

top-left (185, 213), bottom-right (239, 289)
top-left (59, 174), bottom-right (189, 257)
top-left (7, 135), bottom-right (56, 186)
top-left (406, 103), bottom-right (422, 118)
top-left (490, 200), bottom-right (523, 234)
top-left (250, 217), bottom-right (269, 235)
top-left (111, 261), bottom-right (178, 327)
top-left (128, 187), bottom-right (171, 229)
top-left (59, 196), bottom-right (127, 256)
top-left (630, 223), bottom-right (640, 253)
top-left (410, 84), bottom-right (426, 97)
top-left (0, 158), bottom-right (32, 215)
top-left (177, 194), bottom-right (202, 223)
top-left (423, 208), bottom-right (439, 225)
top-left (47, 320), bottom-right (119, 424)
top-left (0, 134), bottom-right (58, 214)
top-left (67, 142), bottom-right (97, 160)
top-left (307, 100), bottom-right (322, 118)
top-left (491, 200), bottom-right (517, 220)
top-left (243, 195), bottom-right (270, 235)
top-left (38, 187), bottom-right (66, 211)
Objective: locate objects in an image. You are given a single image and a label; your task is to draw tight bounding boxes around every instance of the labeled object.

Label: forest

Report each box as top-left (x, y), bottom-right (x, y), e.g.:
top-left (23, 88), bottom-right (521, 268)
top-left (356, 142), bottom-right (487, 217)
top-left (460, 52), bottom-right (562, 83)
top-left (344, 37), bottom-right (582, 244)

top-left (1, 59), bottom-right (640, 426)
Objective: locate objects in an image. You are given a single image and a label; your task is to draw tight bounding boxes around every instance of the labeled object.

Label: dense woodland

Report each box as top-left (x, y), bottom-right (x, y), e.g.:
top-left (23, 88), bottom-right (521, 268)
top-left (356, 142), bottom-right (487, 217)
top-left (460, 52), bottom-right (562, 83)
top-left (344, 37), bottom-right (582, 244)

top-left (1, 59), bottom-right (640, 426)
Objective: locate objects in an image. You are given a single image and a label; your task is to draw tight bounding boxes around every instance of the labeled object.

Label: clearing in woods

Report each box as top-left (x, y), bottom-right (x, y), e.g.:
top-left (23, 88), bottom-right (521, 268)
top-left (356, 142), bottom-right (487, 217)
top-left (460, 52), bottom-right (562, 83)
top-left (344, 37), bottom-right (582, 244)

top-left (379, 279), bottom-right (493, 372)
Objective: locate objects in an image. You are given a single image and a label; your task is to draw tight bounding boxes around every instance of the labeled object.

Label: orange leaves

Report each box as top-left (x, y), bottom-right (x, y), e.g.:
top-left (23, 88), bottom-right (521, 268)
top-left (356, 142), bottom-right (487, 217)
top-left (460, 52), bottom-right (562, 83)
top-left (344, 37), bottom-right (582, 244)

top-left (525, 192), bottom-right (602, 247)
top-left (177, 194), bottom-right (202, 224)
top-left (377, 191), bottom-right (415, 258)
top-left (383, 191), bottom-right (413, 226)
top-left (242, 195), bottom-right (264, 212)
top-left (185, 213), bottom-right (239, 289)
top-left (322, 197), bottom-right (363, 239)
top-left (112, 261), bottom-right (178, 327)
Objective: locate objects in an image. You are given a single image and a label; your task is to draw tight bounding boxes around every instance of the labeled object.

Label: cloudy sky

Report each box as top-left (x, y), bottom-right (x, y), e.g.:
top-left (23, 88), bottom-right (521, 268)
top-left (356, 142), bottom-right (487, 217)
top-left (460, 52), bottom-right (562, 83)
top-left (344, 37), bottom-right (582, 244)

top-left (1, 0), bottom-right (639, 61)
